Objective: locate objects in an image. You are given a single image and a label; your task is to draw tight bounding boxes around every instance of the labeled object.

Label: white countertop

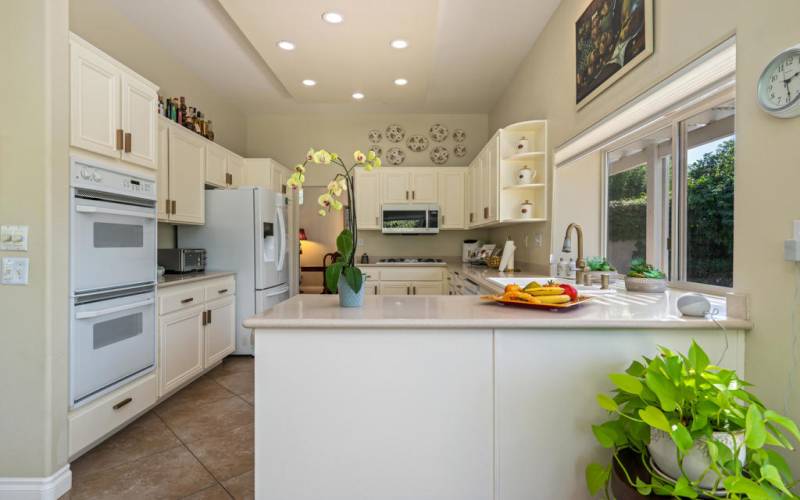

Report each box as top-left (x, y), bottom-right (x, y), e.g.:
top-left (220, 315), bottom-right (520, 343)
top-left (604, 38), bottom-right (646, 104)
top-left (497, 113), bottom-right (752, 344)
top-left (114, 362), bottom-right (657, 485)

top-left (157, 271), bottom-right (236, 289)
top-left (244, 292), bottom-right (751, 330)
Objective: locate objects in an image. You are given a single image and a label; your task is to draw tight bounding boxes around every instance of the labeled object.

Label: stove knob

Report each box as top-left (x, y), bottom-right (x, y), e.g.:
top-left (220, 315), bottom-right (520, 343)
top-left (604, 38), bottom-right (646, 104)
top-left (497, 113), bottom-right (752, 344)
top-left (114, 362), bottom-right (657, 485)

top-left (80, 168), bottom-right (90, 179)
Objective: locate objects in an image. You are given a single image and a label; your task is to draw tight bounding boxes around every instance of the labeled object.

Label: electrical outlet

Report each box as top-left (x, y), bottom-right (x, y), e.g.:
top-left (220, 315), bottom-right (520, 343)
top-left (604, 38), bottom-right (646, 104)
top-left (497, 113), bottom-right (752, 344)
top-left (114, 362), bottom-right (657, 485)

top-left (0, 225), bottom-right (28, 251)
top-left (534, 232), bottom-right (543, 248)
top-left (2, 257), bottom-right (29, 285)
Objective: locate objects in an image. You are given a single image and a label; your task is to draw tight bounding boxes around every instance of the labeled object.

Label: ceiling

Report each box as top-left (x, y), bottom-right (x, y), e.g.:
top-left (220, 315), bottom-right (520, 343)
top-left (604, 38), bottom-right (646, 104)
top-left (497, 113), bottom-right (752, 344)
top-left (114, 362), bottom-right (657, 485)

top-left (106, 0), bottom-right (561, 114)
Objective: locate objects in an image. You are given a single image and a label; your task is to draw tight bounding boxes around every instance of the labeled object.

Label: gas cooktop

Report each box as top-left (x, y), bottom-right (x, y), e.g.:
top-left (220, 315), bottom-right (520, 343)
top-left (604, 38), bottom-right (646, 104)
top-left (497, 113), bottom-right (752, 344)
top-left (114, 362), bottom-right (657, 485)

top-left (377, 258), bottom-right (444, 264)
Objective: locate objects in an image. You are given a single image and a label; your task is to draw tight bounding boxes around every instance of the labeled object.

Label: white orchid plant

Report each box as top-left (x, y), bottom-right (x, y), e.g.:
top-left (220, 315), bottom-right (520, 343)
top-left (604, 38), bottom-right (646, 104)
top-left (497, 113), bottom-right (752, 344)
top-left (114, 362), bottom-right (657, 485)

top-left (287, 148), bottom-right (382, 294)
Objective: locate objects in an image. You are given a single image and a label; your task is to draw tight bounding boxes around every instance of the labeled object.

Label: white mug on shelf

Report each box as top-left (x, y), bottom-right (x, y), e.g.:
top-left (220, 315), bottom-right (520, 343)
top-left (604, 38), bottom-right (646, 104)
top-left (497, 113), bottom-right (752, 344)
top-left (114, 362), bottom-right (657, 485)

top-left (517, 166), bottom-right (535, 185)
top-left (516, 137), bottom-right (529, 153)
top-left (520, 200), bottom-right (534, 219)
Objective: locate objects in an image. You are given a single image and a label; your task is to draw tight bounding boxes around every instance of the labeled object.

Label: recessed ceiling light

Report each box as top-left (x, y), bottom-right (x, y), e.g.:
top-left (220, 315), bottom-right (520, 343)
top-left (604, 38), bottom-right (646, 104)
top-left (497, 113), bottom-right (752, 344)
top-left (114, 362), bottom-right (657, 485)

top-left (352, 92), bottom-right (365, 100)
top-left (390, 39), bottom-right (409, 49)
top-left (394, 78), bottom-right (408, 86)
top-left (321, 12), bottom-right (343, 24)
top-left (302, 79), bottom-right (316, 87)
top-left (277, 40), bottom-right (295, 51)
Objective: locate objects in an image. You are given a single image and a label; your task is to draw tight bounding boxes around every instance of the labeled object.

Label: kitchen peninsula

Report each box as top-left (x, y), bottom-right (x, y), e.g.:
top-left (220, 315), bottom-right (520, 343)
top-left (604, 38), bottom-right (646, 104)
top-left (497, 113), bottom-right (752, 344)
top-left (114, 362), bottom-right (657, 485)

top-left (244, 291), bottom-right (750, 500)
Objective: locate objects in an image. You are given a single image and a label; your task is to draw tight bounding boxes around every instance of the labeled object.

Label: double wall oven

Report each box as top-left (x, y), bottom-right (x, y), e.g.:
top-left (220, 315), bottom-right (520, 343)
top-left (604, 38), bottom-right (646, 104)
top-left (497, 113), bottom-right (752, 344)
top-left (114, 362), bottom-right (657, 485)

top-left (69, 157), bottom-right (157, 408)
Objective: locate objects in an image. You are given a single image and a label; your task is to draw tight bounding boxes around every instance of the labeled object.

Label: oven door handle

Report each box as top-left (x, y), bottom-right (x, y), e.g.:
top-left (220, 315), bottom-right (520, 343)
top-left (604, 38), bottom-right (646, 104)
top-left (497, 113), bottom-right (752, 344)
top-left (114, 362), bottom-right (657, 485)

top-left (75, 205), bottom-right (156, 220)
top-left (75, 298), bottom-right (155, 320)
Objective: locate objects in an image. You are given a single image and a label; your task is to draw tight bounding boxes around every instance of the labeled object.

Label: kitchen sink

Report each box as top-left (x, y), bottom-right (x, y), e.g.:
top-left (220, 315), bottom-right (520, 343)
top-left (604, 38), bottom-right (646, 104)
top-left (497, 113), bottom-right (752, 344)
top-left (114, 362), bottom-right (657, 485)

top-left (487, 277), bottom-right (617, 295)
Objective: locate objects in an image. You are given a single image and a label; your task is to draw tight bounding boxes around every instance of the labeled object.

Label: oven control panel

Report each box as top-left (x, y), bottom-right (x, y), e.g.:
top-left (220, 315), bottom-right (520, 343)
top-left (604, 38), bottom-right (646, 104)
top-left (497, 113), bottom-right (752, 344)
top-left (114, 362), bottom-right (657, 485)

top-left (71, 157), bottom-right (156, 201)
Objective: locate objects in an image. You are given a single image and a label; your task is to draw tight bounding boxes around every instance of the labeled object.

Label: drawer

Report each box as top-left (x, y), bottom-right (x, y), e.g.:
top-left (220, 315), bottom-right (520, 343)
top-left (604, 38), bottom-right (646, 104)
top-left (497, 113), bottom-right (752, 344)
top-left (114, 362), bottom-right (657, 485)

top-left (363, 269), bottom-right (380, 281)
top-left (380, 268), bottom-right (444, 282)
top-left (159, 285), bottom-right (205, 315)
top-left (69, 372), bottom-right (157, 458)
top-left (204, 277), bottom-right (235, 301)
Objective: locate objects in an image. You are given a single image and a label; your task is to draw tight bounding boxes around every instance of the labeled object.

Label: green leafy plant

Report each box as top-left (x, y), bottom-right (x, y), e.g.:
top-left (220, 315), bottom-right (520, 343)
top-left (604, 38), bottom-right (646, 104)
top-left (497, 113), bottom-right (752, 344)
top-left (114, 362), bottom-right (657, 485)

top-left (586, 341), bottom-right (800, 498)
top-left (587, 256), bottom-right (616, 272)
top-left (286, 148), bottom-right (382, 293)
top-left (627, 258), bottom-right (666, 279)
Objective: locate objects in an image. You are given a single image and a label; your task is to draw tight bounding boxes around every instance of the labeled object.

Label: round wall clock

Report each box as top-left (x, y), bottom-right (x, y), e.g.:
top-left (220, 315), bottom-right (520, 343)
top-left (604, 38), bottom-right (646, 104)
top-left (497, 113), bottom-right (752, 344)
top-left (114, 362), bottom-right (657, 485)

top-left (757, 44), bottom-right (800, 118)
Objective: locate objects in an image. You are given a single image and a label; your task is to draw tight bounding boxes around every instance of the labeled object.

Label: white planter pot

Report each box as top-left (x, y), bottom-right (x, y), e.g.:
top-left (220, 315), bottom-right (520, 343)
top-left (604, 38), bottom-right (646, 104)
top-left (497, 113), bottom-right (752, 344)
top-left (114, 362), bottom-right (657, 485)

top-left (624, 276), bottom-right (666, 293)
top-left (648, 428), bottom-right (745, 490)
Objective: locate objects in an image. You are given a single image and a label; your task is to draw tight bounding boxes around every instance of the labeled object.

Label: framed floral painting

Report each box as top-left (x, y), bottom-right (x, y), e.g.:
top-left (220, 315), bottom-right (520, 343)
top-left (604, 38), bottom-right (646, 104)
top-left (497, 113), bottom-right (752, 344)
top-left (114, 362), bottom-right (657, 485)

top-left (575, 0), bottom-right (653, 108)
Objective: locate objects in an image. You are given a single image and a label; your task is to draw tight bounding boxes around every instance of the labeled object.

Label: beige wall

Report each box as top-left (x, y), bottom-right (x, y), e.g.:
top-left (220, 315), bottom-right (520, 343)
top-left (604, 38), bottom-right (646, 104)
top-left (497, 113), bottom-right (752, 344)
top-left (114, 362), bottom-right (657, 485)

top-left (69, 0), bottom-right (247, 154)
top-left (487, 0), bottom-right (800, 471)
top-left (0, 0), bottom-right (70, 478)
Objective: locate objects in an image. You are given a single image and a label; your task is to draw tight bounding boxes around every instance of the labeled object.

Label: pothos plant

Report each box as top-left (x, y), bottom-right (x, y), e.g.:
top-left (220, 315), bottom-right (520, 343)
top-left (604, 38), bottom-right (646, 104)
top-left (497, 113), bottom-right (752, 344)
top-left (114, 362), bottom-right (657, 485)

top-left (586, 341), bottom-right (800, 499)
top-left (286, 148), bottom-right (381, 293)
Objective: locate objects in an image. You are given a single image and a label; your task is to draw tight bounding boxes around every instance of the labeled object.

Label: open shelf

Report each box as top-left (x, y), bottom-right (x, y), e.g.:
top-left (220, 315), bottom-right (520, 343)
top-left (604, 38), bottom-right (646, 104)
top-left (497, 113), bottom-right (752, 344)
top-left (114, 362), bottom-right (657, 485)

top-left (503, 183), bottom-right (545, 190)
top-left (503, 151), bottom-right (546, 162)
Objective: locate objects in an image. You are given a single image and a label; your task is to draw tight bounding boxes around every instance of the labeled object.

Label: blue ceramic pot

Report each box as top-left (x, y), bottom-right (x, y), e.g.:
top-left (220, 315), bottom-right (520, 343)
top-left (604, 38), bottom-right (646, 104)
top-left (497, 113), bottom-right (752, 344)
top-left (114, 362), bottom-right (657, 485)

top-left (337, 273), bottom-right (365, 307)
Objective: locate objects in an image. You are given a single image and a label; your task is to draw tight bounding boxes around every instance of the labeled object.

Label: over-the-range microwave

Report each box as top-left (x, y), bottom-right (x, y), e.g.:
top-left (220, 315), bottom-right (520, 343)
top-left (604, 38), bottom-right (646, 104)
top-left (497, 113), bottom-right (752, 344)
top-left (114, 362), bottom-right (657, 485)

top-left (381, 203), bottom-right (439, 234)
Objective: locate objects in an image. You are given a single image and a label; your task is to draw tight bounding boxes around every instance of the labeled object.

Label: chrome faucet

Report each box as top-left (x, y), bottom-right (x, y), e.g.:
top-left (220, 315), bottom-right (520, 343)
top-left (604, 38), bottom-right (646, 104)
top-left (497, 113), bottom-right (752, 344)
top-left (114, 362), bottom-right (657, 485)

top-left (562, 223), bottom-right (587, 284)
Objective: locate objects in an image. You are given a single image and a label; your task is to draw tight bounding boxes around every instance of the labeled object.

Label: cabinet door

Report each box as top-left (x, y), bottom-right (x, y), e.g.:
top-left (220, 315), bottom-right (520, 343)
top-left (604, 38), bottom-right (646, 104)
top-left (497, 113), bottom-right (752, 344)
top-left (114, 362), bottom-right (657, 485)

top-left (473, 156), bottom-right (485, 224)
top-left (228, 152), bottom-right (245, 188)
top-left (412, 281), bottom-right (444, 295)
top-left (204, 295), bottom-right (236, 368)
top-left (364, 282), bottom-right (380, 295)
top-left (156, 120), bottom-right (170, 221)
top-left (244, 159), bottom-right (272, 189)
top-left (70, 41), bottom-right (121, 159)
top-left (382, 170), bottom-right (412, 203)
top-left (379, 282), bottom-right (411, 295)
top-left (438, 170), bottom-right (465, 229)
top-left (483, 136), bottom-right (499, 222)
top-left (355, 169), bottom-right (381, 229)
top-left (465, 166), bottom-right (475, 228)
top-left (159, 305), bottom-right (205, 396)
top-left (271, 165), bottom-right (288, 195)
top-left (120, 72), bottom-right (158, 169)
top-left (168, 126), bottom-right (205, 224)
top-left (205, 143), bottom-right (228, 188)
top-left (410, 170), bottom-right (438, 202)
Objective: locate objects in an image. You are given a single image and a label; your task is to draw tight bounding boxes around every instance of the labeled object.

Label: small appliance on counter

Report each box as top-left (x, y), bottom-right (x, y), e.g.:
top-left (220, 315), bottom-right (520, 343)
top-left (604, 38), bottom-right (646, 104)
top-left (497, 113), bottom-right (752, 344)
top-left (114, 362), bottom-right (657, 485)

top-left (462, 240), bottom-right (481, 262)
top-left (158, 248), bottom-right (206, 273)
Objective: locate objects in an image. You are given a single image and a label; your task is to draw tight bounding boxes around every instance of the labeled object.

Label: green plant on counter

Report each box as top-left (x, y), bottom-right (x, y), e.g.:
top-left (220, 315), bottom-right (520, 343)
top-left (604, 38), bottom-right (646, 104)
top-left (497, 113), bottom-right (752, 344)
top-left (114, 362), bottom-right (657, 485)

top-left (286, 148), bottom-right (382, 293)
top-left (586, 341), bottom-right (800, 499)
top-left (627, 258), bottom-right (666, 279)
top-left (587, 256), bottom-right (616, 272)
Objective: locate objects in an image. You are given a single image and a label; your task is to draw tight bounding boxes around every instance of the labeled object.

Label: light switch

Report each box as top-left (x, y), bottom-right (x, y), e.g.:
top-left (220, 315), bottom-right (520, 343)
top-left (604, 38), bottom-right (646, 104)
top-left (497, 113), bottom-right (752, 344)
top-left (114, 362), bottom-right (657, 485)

top-left (2, 257), bottom-right (29, 285)
top-left (0, 225), bottom-right (29, 251)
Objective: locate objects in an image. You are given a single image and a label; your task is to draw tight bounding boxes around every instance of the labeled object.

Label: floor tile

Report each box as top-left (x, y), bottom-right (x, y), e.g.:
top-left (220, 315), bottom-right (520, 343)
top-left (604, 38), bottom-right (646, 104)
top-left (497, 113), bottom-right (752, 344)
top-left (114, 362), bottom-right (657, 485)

top-left (155, 376), bottom-right (234, 420)
top-left (182, 483), bottom-right (233, 499)
top-left (160, 396), bottom-right (254, 444)
top-left (214, 370), bottom-right (253, 396)
top-left (209, 356), bottom-right (253, 378)
top-left (70, 445), bottom-right (215, 500)
top-left (185, 424), bottom-right (254, 481)
top-left (222, 470), bottom-right (254, 500)
top-left (71, 411), bottom-right (181, 479)
top-left (239, 392), bottom-right (254, 405)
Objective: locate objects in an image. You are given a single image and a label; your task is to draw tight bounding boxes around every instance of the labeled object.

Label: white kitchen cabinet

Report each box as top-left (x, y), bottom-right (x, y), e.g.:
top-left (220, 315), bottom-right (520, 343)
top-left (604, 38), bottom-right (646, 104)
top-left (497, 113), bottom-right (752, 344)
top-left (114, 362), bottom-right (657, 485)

top-left (272, 164), bottom-right (289, 195)
top-left (355, 167), bottom-right (381, 230)
top-left (70, 34), bottom-right (158, 169)
top-left (166, 123), bottom-right (205, 224)
top-left (410, 170), bottom-right (438, 202)
top-left (382, 170), bottom-right (412, 203)
top-left (438, 169), bottom-right (466, 229)
top-left (204, 295), bottom-right (236, 368)
top-left (379, 282), bottom-right (411, 295)
top-left (227, 152), bottom-right (245, 188)
top-left (205, 142), bottom-right (228, 188)
top-left (159, 304), bottom-right (205, 396)
top-left (156, 120), bottom-right (170, 220)
top-left (481, 134), bottom-right (499, 224)
top-left (410, 281), bottom-right (444, 295)
top-left (382, 169), bottom-right (439, 203)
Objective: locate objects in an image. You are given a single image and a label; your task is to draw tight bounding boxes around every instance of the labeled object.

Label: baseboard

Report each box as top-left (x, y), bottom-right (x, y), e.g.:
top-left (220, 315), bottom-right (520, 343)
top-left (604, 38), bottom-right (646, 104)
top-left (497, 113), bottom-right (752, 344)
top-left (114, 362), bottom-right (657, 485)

top-left (0, 465), bottom-right (71, 500)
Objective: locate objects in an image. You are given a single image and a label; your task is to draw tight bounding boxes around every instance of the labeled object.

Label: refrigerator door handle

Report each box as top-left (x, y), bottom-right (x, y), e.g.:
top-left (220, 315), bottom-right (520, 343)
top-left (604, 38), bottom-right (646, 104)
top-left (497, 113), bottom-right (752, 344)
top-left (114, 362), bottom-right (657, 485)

top-left (262, 284), bottom-right (290, 297)
top-left (275, 206), bottom-right (287, 272)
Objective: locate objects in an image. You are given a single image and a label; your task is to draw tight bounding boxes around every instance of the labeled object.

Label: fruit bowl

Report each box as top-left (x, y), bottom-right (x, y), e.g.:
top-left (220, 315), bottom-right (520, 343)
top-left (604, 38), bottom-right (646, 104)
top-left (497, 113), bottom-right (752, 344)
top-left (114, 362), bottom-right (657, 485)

top-left (481, 294), bottom-right (593, 310)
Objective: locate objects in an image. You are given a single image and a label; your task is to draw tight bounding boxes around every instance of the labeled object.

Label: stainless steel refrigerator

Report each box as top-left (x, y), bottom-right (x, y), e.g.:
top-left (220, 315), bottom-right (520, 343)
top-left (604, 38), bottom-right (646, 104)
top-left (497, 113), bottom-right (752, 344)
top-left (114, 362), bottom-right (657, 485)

top-left (178, 187), bottom-right (291, 355)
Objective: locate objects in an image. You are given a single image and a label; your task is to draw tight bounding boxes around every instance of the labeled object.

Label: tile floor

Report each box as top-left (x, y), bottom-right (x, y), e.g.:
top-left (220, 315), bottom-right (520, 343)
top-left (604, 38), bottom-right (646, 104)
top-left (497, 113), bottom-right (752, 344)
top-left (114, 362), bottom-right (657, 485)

top-left (66, 356), bottom-right (255, 500)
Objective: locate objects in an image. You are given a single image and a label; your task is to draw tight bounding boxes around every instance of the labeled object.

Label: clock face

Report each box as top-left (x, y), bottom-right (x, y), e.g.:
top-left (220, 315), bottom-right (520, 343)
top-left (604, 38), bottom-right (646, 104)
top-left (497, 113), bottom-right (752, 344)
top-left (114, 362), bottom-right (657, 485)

top-left (758, 48), bottom-right (800, 115)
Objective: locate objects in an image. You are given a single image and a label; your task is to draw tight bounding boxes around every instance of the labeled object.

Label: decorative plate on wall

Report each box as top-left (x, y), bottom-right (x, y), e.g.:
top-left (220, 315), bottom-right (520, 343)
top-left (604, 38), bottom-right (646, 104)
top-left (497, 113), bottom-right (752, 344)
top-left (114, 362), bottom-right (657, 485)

top-left (406, 134), bottom-right (429, 152)
top-left (385, 124), bottom-right (405, 143)
top-left (429, 123), bottom-right (449, 142)
top-left (452, 128), bottom-right (466, 142)
top-left (429, 146), bottom-right (449, 164)
top-left (368, 129), bottom-right (383, 143)
top-left (453, 144), bottom-right (467, 157)
top-left (386, 147), bottom-right (406, 165)
top-left (369, 145), bottom-right (383, 158)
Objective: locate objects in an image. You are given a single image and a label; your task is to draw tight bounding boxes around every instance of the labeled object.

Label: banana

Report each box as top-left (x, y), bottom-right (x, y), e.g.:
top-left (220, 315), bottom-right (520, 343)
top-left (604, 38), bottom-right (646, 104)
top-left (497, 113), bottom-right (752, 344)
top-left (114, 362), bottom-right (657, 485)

top-left (527, 286), bottom-right (565, 296)
top-left (536, 294), bottom-right (571, 304)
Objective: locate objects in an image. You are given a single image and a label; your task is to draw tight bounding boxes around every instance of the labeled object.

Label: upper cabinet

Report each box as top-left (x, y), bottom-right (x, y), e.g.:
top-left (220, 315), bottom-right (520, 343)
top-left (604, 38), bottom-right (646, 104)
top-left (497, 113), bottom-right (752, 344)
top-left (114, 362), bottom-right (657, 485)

top-left (381, 169), bottom-right (439, 203)
top-left (158, 118), bottom-right (205, 225)
top-left (205, 142), bottom-right (228, 188)
top-left (243, 158), bottom-right (291, 195)
top-left (227, 152), bottom-right (245, 188)
top-left (438, 169), bottom-right (466, 229)
top-left (354, 168), bottom-right (381, 230)
top-left (70, 34), bottom-right (158, 169)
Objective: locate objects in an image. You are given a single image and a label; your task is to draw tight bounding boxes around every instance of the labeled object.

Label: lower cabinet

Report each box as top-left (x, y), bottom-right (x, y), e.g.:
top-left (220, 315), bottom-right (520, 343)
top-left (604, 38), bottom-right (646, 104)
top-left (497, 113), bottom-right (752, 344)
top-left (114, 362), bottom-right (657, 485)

top-left (204, 295), bottom-right (236, 367)
top-left (159, 304), bottom-right (205, 396)
top-left (369, 267), bottom-right (447, 295)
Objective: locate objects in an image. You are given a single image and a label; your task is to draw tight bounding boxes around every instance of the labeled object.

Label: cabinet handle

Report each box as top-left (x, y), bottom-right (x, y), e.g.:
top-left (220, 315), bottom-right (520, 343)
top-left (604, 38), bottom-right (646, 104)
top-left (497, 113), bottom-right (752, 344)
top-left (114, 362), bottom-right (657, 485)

top-left (374, 285), bottom-right (378, 294)
top-left (218, 289), bottom-right (228, 294)
top-left (375, 216), bottom-right (378, 225)
top-left (405, 190), bottom-right (409, 200)
top-left (484, 207), bottom-right (489, 219)
top-left (413, 286), bottom-right (417, 295)
top-left (165, 199), bottom-right (171, 215)
top-left (181, 297), bottom-right (194, 304)
top-left (112, 397), bottom-right (132, 410)
top-left (469, 213), bottom-right (473, 223)
top-left (406, 285), bottom-right (410, 294)
top-left (207, 309), bottom-right (212, 324)
top-left (172, 200), bottom-right (177, 214)
top-left (412, 190), bottom-right (416, 200)
top-left (442, 215), bottom-right (446, 225)
top-left (115, 129), bottom-right (124, 150)
top-left (124, 132), bottom-right (132, 153)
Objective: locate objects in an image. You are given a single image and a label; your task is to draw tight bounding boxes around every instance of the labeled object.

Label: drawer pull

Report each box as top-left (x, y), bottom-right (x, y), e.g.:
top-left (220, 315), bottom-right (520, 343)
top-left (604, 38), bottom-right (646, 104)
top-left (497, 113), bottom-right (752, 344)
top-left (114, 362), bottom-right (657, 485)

top-left (181, 297), bottom-right (194, 304)
top-left (217, 289), bottom-right (228, 294)
top-left (124, 132), bottom-right (132, 153)
top-left (112, 397), bottom-right (133, 411)
top-left (115, 129), bottom-right (123, 150)
top-left (207, 309), bottom-right (212, 323)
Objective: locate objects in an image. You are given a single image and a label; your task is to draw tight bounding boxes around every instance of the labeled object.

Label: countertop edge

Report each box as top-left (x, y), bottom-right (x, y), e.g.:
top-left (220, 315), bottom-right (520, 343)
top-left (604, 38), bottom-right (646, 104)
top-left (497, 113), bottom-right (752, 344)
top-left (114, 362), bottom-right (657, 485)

top-left (157, 271), bottom-right (236, 289)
